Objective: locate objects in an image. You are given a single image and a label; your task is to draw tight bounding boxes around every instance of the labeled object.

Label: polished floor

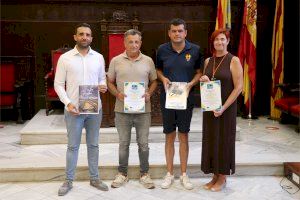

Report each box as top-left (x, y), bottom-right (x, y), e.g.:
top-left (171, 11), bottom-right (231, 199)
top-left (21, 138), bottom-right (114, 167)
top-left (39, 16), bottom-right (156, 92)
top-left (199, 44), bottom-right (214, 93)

top-left (0, 109), bottom-right (299, 199)
top-left (0, 176), bottom-right (299, 200)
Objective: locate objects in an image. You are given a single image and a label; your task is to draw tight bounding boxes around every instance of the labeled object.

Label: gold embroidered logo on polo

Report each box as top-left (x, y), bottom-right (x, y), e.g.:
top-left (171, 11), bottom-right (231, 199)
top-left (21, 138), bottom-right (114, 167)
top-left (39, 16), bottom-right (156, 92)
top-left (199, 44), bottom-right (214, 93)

top-left (185, 53), bottom-right (191, 62)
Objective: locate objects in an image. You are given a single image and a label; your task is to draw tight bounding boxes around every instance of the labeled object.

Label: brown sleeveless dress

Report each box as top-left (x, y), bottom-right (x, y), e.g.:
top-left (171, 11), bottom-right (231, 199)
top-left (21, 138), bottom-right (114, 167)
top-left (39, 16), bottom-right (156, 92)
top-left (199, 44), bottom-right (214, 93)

top-left (201, 53), bottom-right (236, 175)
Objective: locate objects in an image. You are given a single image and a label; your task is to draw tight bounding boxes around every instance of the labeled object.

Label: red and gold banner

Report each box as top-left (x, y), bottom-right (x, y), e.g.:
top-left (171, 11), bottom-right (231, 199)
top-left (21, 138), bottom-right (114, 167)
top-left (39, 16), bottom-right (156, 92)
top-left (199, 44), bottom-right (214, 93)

top-left (215, 0), bottom-right (231, 30)
top-left (270, 0), bottom-right (284, 119)
top-left (237, 0), bottom-right (257, 111)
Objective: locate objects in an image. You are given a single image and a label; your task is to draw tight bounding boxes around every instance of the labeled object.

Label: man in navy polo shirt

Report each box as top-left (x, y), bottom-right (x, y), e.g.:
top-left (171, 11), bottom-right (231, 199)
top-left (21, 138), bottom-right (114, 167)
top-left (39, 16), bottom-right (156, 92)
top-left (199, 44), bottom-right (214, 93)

top-left (156, 18), bottom-right (203, 190)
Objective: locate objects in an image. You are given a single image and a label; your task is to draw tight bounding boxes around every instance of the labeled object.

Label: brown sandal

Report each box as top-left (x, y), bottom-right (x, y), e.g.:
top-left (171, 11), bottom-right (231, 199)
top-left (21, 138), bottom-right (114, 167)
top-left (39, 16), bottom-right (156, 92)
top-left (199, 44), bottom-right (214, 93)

top-left (203, 175), bottom-right (218, 190)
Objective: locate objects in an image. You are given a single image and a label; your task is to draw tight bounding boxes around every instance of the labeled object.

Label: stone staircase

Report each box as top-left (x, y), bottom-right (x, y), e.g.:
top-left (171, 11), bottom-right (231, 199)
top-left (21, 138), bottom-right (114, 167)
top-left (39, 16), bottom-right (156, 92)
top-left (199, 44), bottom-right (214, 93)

top-left (0, 109), bottom-right (290, 183)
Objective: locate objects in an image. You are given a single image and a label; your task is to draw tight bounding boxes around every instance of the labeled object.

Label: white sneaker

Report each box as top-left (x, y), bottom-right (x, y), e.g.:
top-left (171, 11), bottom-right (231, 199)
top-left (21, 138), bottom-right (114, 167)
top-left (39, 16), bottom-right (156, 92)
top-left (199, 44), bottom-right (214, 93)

top-left (111, 173), bottom-right (128, 188)
top-left (161, 172), bottom-right (174, 189)
top-left (180, 173), bottom-right (193, 190)
top-left (140, 173), bottom-right (155, 189)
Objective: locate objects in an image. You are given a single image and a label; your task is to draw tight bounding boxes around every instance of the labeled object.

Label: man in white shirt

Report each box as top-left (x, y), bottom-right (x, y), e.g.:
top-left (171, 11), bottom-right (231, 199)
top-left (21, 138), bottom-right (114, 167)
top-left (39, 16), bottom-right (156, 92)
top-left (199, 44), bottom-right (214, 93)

top-left (54, 23), bottom-right (108, 196)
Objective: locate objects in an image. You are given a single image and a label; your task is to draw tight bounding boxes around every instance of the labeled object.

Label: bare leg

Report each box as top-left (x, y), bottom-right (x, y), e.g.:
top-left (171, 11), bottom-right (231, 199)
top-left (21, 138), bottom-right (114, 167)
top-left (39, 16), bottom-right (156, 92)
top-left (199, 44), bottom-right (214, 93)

top-left (178, 132), bottom-right (189, 174)
top-left (165, 131), bottom-right (176, 174)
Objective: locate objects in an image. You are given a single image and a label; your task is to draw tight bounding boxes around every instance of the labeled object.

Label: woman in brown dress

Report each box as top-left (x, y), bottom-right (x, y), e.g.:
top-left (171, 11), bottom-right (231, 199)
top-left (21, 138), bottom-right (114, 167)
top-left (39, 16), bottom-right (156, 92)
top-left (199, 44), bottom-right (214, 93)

top-left (199, 29), bottom-right (243, 191)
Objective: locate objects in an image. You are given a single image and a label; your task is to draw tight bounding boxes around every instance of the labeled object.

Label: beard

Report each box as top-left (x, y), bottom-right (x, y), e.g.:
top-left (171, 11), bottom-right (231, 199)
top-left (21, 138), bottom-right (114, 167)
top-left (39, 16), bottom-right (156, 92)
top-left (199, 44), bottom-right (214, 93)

top-left (76, 41), bottom-right (91, 49)
top-left (172, 38), bottom-right (184, 44)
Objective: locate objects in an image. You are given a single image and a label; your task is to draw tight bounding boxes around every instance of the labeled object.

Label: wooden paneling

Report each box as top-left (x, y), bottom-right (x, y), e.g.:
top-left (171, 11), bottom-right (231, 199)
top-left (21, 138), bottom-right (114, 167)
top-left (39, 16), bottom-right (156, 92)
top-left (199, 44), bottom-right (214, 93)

top-left (1, 0), bottom-right (291, 117)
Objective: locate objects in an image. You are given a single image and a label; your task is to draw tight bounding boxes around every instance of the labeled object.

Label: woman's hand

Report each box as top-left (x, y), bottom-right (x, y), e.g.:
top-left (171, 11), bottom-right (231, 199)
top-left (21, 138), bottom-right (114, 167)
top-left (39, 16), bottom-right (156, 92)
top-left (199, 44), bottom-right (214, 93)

top-left (213, 107), bottom-right (225, 117)
top-left (199, 75), bottom-right (210, 82)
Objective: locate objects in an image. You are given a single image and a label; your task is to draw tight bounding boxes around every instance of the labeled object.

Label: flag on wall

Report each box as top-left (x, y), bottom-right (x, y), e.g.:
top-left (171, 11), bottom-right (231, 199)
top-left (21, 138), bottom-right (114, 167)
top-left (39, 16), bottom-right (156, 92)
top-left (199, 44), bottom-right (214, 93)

top-left (215, 0), bottom-right (231, 30)
top-left (237, 0), bottom-right (257, 111)
top-left (270, 0), bottom-right (284, 119)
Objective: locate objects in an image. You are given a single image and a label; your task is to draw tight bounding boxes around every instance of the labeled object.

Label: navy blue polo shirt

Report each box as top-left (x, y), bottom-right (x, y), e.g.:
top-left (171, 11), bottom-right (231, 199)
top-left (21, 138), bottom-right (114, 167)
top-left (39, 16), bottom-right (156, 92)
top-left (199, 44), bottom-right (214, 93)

top-left (156, 40), bottom-right (203, 83)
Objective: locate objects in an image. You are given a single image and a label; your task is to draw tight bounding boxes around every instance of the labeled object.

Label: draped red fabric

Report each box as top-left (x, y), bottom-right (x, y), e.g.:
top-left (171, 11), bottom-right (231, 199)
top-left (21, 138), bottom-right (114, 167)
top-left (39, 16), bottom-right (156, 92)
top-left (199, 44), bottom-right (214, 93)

top-left (1, 63), bottom-right (15, 92)
top-left (237, 0), bottom-right (257, 110)
top-left (108, 34), bottom-right (125, 62)
top-left (0, 63), bottom-right (16, 106)
top-left (216, 0), bottom-right (224, 29)
top-left (270, 0), bottom-right (284, 118)
top-left (52, 50), bottom-right (64, 75)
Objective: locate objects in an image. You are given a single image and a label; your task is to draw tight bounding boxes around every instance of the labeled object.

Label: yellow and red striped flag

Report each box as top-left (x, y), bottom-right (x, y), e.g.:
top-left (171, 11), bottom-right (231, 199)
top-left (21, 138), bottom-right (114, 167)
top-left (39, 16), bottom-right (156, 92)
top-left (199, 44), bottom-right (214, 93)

top-left (237, 0), bottom-right (257, 111)
top-left (215, 0), bottom-right (231, 30)
top-left (270, 0), bottom-right (284, 119)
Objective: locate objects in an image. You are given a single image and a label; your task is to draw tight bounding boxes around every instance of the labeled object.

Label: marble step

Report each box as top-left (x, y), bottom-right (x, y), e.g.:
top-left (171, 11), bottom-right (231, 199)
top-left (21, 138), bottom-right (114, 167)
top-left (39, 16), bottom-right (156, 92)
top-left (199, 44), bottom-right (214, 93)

top-left (20, 109), bottom-right (240, 145)
top-left (21, 126), bottom-right (231, 145)
top-left (0, 142), bottom-right (283, 182)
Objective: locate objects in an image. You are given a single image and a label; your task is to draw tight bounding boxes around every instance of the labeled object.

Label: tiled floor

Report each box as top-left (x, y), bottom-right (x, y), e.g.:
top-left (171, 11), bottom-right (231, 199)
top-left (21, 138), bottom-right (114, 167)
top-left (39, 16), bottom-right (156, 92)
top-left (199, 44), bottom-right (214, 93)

top-left (1, 111), bottom-right (299, 172)
top-left (0, 109), bottom-right (299, 199)
top-left (0, 176), bottom-right (299, 200)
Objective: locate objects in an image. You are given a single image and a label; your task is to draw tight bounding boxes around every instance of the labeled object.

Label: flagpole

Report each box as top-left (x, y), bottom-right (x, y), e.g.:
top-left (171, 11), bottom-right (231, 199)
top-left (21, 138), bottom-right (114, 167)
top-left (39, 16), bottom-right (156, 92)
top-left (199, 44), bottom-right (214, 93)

top-left (243, 79), bottom-right (258, 120)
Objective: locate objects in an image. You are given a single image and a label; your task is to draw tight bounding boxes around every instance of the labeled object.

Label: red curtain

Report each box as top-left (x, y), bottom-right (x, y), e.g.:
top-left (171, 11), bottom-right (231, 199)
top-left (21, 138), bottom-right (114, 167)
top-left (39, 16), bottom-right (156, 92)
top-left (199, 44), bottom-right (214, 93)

top-left (108, 34), bottom-right (125, 62)
top-left (0, 63), bottom-right (16, 106)
top-left (52, 50), bottom-right (65, 74)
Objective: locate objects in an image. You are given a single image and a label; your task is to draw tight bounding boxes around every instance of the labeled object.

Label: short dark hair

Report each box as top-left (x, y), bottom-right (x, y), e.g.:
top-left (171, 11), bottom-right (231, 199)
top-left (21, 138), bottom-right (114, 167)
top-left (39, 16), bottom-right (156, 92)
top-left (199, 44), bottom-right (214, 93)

top-left (75, 23), bottom-right (91, 34)
top-left (124, 29), bottom-right (142, 40)
top-left (169, 18), bottom-right (187, 30)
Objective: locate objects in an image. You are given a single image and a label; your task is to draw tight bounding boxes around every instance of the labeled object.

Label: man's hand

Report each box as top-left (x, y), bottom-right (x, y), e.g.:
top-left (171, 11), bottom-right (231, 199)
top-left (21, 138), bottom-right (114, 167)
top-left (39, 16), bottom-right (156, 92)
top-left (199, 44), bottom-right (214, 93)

top-left (142, 92), bottom-right (151, 102)
top-left (186, 82), bottom-right (193, 94)
top-left (116, 92), bottom-right (126, 102)
top-left (67, 103), bottom-right (79, 115)
top-left (162, 77), bottom-right (171, 92)
top-left (98, 85), bottom-right (107, 93)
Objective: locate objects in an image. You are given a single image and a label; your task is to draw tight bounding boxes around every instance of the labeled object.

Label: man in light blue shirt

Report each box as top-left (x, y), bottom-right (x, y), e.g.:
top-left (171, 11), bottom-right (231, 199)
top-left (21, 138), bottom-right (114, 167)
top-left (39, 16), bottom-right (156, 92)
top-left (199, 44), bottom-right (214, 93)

top-left (54, 23), bottom-right (108, 196)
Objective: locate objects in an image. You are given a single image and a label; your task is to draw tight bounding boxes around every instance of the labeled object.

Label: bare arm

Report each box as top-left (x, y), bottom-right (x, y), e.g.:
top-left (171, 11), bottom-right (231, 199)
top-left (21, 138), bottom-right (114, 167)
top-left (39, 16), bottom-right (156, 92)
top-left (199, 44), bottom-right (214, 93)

top-left (199, 58), bottom-right (210, 82)
top-left (148, 79), bottom-right (158, 96)
top-left (107, 77), bottom-right (126, 102)
top-left (143, 79), bottom-right (158, 102)
top-left (213, 56), bottom-right (243, 117)
top-left (187, 69), bottom-right (202, 93)
top-left (157, 69), bottom-right (171, 92)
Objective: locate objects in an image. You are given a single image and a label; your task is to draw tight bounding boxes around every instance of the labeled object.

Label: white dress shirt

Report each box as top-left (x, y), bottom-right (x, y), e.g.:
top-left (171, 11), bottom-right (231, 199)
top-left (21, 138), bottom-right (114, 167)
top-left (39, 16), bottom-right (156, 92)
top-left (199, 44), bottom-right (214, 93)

top-left (54, 46), bottom-right (106, 111)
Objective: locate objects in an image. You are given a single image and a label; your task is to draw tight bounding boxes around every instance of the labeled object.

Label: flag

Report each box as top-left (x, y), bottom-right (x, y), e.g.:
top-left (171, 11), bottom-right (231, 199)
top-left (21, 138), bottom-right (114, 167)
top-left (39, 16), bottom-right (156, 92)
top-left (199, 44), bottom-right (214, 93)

top-left (215, 0), bottom-right (231, 30)
top-left (237, 0), bottom-right (257, 111)
top-left (270, 0), bottom-right (284, 119)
